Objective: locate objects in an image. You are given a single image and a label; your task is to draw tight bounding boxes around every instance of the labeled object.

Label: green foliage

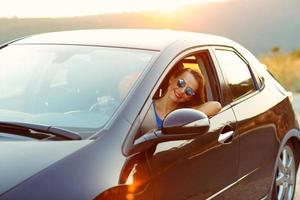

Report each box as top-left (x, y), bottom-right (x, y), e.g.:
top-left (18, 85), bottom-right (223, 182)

top-left (294, 80), bottom-right (300, 93)
top-left (260, 48), bottom-right (300, 92)
top-left (271, 46), bottom-right (280, 54)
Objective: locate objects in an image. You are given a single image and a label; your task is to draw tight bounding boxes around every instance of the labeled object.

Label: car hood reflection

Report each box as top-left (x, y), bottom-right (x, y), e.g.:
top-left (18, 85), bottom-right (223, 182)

top-left (0, 140), bottom-right (92, 194)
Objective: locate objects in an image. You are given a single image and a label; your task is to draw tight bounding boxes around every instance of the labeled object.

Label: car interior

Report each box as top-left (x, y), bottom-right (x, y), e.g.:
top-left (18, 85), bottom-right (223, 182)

top-left (139, 51), bottom-right (222, 135)
top-left (154, 52), bottom-right (221, 116)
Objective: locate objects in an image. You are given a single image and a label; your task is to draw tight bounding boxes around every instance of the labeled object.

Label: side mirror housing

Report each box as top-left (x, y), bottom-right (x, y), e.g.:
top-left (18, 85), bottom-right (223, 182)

top-left (162, 108), bottom-right (210, 136)
top-left (130, 109), bottom-right (210, 155)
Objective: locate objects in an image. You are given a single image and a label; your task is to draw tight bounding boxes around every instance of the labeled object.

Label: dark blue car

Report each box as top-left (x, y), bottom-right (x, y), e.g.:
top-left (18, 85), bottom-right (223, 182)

top-left (0, 29), bottom-right (299, 200)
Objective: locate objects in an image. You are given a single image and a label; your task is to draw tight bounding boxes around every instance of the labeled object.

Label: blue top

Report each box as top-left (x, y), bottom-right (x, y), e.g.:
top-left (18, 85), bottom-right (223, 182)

top-left (153, 101), bottom-right (163, 129)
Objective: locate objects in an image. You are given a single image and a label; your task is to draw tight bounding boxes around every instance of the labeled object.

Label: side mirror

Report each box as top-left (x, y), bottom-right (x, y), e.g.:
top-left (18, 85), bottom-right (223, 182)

top-left (162, 108), bottom-right (210, 136)
top-left (131, 109), bottom-right (210, 155)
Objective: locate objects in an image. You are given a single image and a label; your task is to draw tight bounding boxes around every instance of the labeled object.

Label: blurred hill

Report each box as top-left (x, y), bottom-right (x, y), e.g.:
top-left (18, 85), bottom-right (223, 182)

top-left (0, 0), bottom-right (300, 55)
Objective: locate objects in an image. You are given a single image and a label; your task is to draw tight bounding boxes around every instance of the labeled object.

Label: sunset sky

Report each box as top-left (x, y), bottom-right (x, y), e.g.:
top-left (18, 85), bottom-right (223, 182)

top-left (0, 0), bottom-right (227, 18)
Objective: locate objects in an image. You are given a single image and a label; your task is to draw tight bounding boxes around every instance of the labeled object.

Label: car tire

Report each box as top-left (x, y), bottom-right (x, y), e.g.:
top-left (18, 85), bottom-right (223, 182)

top-left (272, 142), bottom-right (297, 200)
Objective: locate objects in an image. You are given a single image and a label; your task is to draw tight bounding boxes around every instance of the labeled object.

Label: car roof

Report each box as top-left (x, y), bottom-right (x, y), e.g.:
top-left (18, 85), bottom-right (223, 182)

top-left (13, 29), bottom-right (235, 51)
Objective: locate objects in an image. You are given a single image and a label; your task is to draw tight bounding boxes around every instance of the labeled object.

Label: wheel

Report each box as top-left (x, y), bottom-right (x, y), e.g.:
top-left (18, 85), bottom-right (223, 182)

top-left (272, 142), bottom-right (297, 200)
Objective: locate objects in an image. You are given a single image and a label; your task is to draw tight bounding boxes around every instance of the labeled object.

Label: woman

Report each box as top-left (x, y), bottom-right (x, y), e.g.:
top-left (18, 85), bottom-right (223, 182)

top-left (153, 67), bottom-right (221, 128)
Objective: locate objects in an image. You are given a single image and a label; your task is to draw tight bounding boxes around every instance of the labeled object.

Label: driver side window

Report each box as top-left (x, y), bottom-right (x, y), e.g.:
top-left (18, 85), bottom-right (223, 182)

top-left (140, 51), bottom-right (221, 134)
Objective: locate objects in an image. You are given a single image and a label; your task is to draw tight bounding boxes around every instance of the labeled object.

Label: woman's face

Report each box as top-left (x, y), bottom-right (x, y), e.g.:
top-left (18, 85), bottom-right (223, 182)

top-left (166, 71), bottom-right (199, 104)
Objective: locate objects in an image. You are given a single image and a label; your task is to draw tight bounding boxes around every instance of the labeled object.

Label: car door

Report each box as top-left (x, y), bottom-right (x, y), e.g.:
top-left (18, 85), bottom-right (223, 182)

top-left (212, 47), bottom-right (279, 199)
top-left (139, 49), bottom-right (240, 200)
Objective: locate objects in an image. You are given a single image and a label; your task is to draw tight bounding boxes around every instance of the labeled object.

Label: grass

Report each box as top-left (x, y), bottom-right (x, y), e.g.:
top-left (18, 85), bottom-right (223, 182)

top-left (259, 48), bottom-right (300, 92)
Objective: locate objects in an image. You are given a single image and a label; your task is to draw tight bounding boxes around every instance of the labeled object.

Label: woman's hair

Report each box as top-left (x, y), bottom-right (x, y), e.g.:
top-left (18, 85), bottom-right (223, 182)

top-left (173, 68), bottom-right (206, 107)
top-left (156, 64), bottom-right (206, 107)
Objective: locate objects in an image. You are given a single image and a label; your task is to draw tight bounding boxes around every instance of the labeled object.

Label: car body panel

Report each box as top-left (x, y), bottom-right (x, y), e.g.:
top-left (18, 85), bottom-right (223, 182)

top-left (219, 46), bottom-right (299, 199)
top-left (209, 44), bottom-right (299, 199)
top-left (146, 107), bottom-right (238, 200)
top-left (1, 117), bottom-right (139, 200)
top-left (0, 140), bottom-right (92, 195)
top-left (13, 29), bottom-right (234, 51)
top-left (230, 89), bottom-right (280, 199)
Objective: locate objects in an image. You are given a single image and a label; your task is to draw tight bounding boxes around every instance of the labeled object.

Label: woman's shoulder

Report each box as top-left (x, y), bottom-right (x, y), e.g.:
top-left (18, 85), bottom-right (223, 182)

top-left (140, 102), bottom-right (158, 134)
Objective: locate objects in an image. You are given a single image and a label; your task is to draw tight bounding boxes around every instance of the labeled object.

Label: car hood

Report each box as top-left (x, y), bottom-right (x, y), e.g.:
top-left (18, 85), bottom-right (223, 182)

top-left (0, 140), bottom-right (93, 194)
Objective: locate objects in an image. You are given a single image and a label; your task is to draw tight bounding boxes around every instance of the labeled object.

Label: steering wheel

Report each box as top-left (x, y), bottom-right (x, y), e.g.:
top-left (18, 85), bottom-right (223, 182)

top-left (89, 96), bottom-right (120, 114)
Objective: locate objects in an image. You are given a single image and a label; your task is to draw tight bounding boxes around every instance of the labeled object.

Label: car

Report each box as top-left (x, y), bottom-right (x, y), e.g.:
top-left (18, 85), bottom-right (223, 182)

top-left (0, 29), bottom-right (299, 200)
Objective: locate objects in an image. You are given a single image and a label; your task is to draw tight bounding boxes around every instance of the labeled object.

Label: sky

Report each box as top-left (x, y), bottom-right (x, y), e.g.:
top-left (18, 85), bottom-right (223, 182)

top-left (0, 0), bottom-right (227, 18)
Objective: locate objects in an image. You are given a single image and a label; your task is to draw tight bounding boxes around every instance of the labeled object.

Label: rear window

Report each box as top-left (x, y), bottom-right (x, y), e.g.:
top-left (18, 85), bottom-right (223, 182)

top-left (215, 49), bottom-right (256, 102)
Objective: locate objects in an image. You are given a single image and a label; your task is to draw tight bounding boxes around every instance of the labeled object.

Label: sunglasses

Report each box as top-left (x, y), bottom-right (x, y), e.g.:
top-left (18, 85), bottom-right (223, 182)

top-left (177, 79), bottom-right (195, 96)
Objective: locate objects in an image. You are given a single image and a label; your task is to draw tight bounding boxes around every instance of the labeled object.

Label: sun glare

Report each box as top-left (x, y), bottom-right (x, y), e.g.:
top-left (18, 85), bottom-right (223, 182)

top-left (0, 0), bottom-right (228, 18)
top-left (150, 0), bottom-right (226, 13)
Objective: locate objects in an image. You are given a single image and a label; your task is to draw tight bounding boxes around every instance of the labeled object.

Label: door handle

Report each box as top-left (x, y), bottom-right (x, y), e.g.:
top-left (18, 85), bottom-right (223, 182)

top-left (218, 131), bottom-right (234, 144)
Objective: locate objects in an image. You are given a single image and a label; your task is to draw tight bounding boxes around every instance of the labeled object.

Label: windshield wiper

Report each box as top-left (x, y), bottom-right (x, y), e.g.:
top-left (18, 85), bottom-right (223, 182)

top-left (0, 121), bottom-right (82, 140)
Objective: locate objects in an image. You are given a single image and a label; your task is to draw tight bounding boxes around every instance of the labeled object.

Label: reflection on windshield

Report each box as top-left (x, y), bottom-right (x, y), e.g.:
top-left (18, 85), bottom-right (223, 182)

top-left (0, 45), bottom-right (155, 135)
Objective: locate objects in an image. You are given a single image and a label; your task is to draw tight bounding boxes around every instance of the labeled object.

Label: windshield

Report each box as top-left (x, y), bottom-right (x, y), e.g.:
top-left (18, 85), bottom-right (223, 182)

top-left (0, 44), bottom-right (156, 137)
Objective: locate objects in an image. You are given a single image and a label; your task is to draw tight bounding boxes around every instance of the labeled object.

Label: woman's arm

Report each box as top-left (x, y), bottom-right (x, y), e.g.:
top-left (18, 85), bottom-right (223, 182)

top-left (194, 101), bottom-right (222, 117)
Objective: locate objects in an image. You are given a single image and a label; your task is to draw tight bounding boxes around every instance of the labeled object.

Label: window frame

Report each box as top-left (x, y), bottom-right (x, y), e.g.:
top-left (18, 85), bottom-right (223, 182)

top-left (211, 46), bottom-right (261, 106)
top-left (122, 46), bottom-right (231, 156)
top-left (135, 47), bottom-right (222, 134)
top-left (143, 47), bottom-right (223, 116)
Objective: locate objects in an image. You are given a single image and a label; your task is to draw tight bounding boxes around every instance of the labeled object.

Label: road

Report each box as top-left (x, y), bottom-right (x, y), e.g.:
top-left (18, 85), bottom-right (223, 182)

top-left (292, 95), bottom-right (300, 199)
